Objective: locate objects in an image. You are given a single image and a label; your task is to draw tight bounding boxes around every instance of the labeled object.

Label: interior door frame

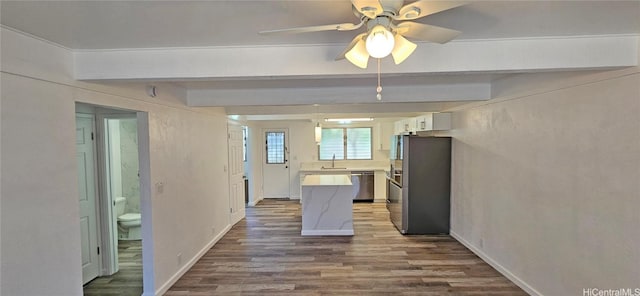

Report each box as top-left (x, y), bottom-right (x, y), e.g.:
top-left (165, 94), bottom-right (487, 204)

top-left (95, 112), bottom-right (138, 276)
top-left (261, 128), bottom-right (290, 199)
top-left (76, 103), bottom-right (153, 295)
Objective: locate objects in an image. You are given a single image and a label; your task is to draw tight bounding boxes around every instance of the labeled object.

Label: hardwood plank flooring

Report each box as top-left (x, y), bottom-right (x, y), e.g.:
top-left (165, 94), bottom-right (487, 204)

top-left (166, 199), bottom-right (526, 295)
top-left (83, 240), bottom-right (142, 296)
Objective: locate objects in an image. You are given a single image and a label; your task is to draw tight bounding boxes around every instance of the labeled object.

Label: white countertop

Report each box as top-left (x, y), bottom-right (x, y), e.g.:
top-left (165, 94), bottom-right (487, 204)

top-left (299, 167), bottom-right (387, 173)
top-left (299, 161), bottom-right (389, 173)
top-left (302, 174), bottom-right (353, 186)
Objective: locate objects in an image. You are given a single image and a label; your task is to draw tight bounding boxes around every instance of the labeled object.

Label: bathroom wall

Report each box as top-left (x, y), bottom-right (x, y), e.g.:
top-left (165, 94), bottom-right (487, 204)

top-left (119, 118), bottom-right (140, 213)
top-left (108, 119), bottom-right (123, 198)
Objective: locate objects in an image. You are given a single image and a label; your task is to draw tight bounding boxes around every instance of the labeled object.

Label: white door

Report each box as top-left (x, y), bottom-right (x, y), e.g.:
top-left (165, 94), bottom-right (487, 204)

top-left (76, 114), bottom-right (100, 284)
top-left (262, 129), bottom-right (290, 198)
top-left (228, 124), bottom-right (246, 225)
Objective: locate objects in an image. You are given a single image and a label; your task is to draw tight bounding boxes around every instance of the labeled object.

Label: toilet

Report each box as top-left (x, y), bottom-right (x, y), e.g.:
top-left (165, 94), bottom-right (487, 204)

top-left (114, 197), bottom-right (141, 240)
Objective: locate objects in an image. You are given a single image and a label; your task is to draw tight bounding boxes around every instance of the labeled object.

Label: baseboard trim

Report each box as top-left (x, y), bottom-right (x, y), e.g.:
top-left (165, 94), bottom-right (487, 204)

top-left (153, 224), bottom-right (232, 296)
top-left (450, 231), bottom-right (542, 296)
top-left (230, 209), bottom-right (245, 226)
top-left (247, 196), bottom-right (263, 207)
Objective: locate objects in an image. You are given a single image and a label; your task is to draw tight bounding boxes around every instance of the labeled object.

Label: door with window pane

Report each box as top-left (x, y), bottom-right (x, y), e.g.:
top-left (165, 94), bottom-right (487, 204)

top-left (262, 129), bottom-right (290, 198)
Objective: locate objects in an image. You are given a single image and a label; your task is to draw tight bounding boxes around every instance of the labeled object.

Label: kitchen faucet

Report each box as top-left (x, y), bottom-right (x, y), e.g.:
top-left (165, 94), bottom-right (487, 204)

top-left (332, 153), bottom-right (336, 168)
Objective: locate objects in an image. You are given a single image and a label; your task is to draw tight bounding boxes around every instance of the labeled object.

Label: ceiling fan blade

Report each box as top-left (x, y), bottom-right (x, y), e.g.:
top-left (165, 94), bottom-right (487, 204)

top-left (391, 34), bottom-right (417, 65)
top-left (395, 1), bottom-right (467, 21)
top-left (259, 21), bottom-right (364, 35)
top-left (336, 33), bottom-right (367, 60)
top-left (396, 21), bottom-right (461, 44)
top-left (351, 0), bottom-right (384, 19)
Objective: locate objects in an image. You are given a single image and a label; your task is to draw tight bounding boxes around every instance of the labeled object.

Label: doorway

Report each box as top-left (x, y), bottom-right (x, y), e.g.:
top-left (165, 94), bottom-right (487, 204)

top-left (262, 128), bottom-right (290, 198)
top-left (76, 103), bottom-right (150, 295)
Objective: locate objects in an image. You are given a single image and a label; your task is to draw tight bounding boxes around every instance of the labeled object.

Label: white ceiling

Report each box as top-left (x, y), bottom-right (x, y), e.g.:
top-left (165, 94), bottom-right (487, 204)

top-left (2, 1), bottom-right (639, 119)
top-left (2, 1), bottom-right (638, 49)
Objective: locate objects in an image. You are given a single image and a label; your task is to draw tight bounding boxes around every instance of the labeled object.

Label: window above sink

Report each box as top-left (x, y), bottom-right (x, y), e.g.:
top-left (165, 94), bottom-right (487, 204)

top-left (318, 127), bottom-right (372, 160)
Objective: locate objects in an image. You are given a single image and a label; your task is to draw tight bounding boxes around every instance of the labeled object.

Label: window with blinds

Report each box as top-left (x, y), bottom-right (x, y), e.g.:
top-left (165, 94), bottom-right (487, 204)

top-left (265, 131), bottom-right (285, 164)
top-left (319, 127), bottom-right (372, 160)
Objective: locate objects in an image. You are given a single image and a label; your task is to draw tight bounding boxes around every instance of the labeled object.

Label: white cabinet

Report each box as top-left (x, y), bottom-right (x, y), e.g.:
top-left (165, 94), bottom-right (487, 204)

top-left (432, 113), bottom-right (452, 131)
top-left (393, 113), bottom-right (451, 135)
top-left (377, 122), bottom-right (394, 150)
top-left (413, 113), bottom-right (452, 132)
top-left (394, 120), bottom-right (403, 135)
top-left (394, 118), bottom-right (417, 135)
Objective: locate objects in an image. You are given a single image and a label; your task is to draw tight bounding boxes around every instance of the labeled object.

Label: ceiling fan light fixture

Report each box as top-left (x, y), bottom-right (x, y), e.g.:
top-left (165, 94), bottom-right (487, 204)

top-left (365, 25), bottom-right (395, 58)
top-left (345, 38), bottom-right (370, 69)
top-left (391, 34), bottom-right (417, 64)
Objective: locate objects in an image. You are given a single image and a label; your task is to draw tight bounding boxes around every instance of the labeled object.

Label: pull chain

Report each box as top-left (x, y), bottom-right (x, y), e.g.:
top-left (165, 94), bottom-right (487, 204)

top-left (376, 58), bottom-right (382, 101)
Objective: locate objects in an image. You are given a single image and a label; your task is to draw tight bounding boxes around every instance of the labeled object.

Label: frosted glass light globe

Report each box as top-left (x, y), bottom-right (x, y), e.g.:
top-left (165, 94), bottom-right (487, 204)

top-left (366, 25), bottom-right (395, 58)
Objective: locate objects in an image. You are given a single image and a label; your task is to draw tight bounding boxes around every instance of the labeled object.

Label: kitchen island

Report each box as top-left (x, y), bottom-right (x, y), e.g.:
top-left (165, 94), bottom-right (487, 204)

top-left (301, 174), bottom-right (354, 236)
top-left (298, 161), bottom-right (389, 202)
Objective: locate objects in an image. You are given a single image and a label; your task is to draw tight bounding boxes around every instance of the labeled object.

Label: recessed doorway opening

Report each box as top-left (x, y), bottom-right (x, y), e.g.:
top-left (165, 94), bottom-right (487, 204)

top-left (76, 103), bottom-right (152, 296)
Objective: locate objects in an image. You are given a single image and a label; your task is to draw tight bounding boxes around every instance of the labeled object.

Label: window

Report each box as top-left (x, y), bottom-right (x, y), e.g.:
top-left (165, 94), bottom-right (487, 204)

top-left (265, 131), bottom-right (285, 164)
top-left (319, 127), bottom-right (372, 160)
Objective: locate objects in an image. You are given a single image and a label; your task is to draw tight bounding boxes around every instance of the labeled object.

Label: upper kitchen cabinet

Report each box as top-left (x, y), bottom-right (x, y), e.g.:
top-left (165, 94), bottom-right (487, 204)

top-left (393, 113), bottom-right (452, 135)
top-left (394, 118), bottom-right (417, 135)
top-left (377, 122), bottom-right (394, 150)
top-left (415, 113), bottom-right (452, 132)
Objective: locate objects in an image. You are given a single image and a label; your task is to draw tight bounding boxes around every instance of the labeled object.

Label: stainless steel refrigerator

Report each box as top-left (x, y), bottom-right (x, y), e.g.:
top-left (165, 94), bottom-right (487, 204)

top-left (387, 135), bottom-right (451, 234)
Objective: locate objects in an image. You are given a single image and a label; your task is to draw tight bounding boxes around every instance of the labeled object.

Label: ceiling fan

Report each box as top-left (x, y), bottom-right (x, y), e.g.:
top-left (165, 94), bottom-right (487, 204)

top-left (259, 0), bottom-right (467, 69)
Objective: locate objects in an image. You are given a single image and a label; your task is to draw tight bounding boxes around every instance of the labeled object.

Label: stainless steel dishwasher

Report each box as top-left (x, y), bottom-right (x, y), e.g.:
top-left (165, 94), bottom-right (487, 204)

top-left (351, 171), bottom-right (374, 201)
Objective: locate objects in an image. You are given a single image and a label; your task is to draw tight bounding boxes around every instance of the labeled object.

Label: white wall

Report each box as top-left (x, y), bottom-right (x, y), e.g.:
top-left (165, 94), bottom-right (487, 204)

top-left (246, 120), bottom-right (389, 201)
top-left (1, 27), bottom-right (232, 296)
top-left (442, 65), bottom-right (640, 295)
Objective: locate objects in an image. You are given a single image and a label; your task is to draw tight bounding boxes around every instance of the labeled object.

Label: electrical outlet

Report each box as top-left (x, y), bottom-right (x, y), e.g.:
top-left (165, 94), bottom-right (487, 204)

top-left (211, 226), bottom-right (216, 235)
top-left (177, 253), bottom-right (182, 266)
top-left (479, 238), bottom-right (484, 249)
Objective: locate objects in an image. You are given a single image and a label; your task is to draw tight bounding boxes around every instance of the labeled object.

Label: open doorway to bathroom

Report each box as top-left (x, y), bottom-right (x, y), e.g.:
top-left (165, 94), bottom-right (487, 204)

top-left (76, 103), bottom-right (146, 296)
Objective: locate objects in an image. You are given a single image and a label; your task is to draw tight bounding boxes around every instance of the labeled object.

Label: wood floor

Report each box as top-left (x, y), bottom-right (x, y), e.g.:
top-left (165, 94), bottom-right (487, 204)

top-left (166, 199), bottom-right (527, 295)
top-left (83, 240), bottom-right (143, 296)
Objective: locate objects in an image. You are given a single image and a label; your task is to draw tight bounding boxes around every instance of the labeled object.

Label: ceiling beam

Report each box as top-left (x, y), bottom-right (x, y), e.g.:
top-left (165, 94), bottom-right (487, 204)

top-left (187, 83), bottom-right (489, 106)
top-left (225, 101), bottom-right (472, 116)
top-left (74, 35), bottom-right (638, 80)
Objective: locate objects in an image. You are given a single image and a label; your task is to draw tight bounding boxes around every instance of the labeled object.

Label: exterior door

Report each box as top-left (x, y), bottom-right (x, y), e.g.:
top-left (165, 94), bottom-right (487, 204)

top-left (228, 124), bottom-right (246, 225)
top-left (76, 114), bottom-right (101, 284)
top-left (262, 129), bottom-right (290, 198)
